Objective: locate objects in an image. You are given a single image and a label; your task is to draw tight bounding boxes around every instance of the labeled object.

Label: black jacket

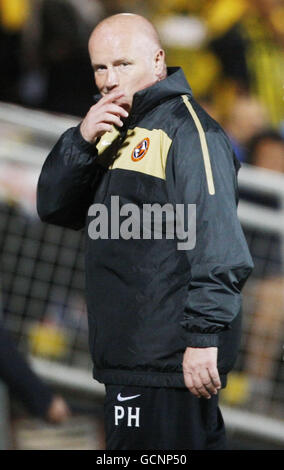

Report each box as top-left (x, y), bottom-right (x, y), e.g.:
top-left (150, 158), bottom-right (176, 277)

top-left (37, 67), bottom-right (253, 388)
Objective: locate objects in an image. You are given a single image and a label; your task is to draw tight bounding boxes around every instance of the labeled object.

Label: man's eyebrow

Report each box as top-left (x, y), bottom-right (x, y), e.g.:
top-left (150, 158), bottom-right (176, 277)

top-left (113, 58), bottom-right (133, 64)
top-left (92, 58), bottom-right (133, 69)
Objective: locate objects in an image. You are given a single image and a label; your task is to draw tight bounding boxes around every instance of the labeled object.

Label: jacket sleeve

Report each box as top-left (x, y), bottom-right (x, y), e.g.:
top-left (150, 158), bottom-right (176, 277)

top-left (0, 323), bottom-right (53, 418)
top-left (165, 114), bottom-right (254, 348)
top-left (37, 125), bottom-right (99, 230)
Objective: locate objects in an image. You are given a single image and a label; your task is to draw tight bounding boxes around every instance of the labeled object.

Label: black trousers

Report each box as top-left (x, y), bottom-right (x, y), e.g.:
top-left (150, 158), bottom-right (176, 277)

top-left (104, 384), bottom-right (226, 450)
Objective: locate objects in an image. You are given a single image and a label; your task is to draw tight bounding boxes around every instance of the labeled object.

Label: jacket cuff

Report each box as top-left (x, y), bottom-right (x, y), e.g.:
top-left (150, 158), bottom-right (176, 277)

top-left (73, 124), bottom-right (97, 153)
top-left (184, 332), bottom-right (220, 348)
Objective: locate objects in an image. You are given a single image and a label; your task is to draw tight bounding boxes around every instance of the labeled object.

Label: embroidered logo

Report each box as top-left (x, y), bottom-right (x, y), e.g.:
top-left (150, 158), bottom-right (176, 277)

top-left (131, 137), bottom-right (150, 161)
top-left (117, 393), bottom-right (141, 402)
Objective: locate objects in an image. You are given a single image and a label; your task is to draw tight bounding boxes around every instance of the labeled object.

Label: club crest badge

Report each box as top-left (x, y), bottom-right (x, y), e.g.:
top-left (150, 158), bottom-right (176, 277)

top-left (131, 137), bottom-right (150, 162)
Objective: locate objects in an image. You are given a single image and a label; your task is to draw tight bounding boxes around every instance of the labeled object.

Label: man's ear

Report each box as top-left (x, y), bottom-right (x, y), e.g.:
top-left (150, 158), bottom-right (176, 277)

top-left (154, 49), bottom-right (166, 80)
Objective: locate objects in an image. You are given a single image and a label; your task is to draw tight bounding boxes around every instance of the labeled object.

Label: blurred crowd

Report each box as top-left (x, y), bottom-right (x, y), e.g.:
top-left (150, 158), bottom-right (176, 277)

top-left (0, 0), bottom-right (283, 165)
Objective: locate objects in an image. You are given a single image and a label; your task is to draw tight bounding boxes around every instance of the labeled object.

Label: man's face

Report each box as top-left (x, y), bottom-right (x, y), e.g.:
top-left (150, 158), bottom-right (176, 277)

top-left (255, 139), bottom-right (284, 173)
top-left (89, 27), bottom-right (160, 112)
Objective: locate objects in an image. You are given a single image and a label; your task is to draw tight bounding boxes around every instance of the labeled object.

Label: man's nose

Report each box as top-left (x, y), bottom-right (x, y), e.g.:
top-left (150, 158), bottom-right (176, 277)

top-left (105, 67), bottom-right (119, 91)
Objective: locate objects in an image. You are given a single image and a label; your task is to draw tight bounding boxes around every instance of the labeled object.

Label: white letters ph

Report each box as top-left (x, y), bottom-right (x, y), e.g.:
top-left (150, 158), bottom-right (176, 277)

top-left (127, 407), bottom-right (140, 427)
top-left (114, 406), bottom-right (125, 426)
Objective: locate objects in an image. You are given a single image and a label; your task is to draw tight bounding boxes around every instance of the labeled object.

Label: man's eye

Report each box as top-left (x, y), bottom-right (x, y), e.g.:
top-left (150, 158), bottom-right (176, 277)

top-left (95, 66), bottom-right (106, 72)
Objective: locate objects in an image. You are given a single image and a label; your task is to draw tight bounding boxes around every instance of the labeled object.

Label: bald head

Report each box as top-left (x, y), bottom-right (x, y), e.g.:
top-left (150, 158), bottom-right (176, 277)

top-left (88, 13), bottom-right (167, 112)
top-left (89, 13), bottom-right (163, 57)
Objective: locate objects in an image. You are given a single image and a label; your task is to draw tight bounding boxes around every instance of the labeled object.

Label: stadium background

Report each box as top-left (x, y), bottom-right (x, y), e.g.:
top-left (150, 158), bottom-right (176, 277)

top-left (0, 0), bottom-right (283, 450)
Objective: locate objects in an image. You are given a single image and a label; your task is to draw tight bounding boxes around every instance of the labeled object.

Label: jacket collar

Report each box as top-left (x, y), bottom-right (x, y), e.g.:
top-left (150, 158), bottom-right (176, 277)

top-left (93, 67), bottom-right (192, 118)
top-left (130, 67), bottom-right (192, 116)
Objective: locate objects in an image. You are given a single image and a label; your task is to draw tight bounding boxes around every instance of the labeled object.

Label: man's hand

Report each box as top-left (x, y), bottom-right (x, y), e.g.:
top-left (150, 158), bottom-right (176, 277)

top-left (182, 347), bottom-right (221, 399)
top-left (46, 396), bottom-right (71, 424)
top-left (80, 90), bottom-right (129, 143)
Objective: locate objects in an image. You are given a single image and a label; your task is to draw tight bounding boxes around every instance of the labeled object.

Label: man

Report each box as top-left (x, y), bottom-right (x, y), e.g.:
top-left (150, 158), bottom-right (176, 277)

top-left (0, 321), bottom-right (70, 423)
top-left (37, 13), bottom-right (253, 449)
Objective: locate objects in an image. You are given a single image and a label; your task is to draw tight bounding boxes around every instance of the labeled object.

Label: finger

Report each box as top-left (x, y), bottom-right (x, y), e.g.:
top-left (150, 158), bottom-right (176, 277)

top-left (208, 367), bottom-right (222, 389)
top-left (192, 375), bottom-right (211, 399)
top-left (102, 113), bottom-right (124, 127)
top-left (199, 370), bottom-right (218, 395)
top-left (105, 104), bottom-right (129, 118)
top-left (96, 123), bottom-right (113, 135)
top-left (183, 372), bottom-right (202, 398)
top-left (101, 91), bottom-right (125, 104)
